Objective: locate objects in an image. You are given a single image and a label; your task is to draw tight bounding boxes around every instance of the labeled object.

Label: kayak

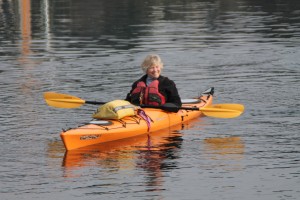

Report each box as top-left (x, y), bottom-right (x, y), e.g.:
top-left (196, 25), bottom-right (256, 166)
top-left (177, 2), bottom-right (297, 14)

top-left (43, 87), bottom-right (244, 151)
top-left (60, 88), bottom-right (215, 150)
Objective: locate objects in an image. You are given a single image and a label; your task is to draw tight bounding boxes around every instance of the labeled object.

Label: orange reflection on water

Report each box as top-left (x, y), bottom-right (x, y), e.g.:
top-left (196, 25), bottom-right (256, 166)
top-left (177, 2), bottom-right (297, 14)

top-left (19, 0), bottom-right (32, 61)
top-left (61, 125), bottom-right (184, 170)
top-left (18, 0), bottom-right (43, 96)
top-left (202, 136), bottom-right (245, 171)
top-left (204, 137), bottom-right (244, 158)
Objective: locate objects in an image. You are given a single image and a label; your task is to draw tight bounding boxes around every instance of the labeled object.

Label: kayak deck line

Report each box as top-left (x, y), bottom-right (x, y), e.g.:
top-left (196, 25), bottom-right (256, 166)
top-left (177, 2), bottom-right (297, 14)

top-left (63, 105), bottom-right (205, 132)
top-left (63, 99), bottom-right (207, 132)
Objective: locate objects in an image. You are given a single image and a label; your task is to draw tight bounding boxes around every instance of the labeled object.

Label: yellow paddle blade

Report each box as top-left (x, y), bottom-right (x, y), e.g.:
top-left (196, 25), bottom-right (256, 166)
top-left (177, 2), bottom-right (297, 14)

top-left (43, 92), bottom-right (85, 108)
top-left (211, 104), bottom-right (245, 112)
top-left (200, 107), bottom-right (243, 119)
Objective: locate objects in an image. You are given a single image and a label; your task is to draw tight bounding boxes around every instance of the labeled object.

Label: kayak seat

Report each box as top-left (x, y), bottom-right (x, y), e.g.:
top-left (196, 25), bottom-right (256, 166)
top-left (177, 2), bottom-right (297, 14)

top-left (181, 99), bottom-right (201, 104)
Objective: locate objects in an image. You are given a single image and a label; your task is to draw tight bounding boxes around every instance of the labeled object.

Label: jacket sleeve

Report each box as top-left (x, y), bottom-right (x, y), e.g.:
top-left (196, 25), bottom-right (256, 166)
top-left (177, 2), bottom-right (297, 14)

top-left (125, 93), bottom-right (131, 102)
top-left (162, 78), bottom-right (182, 107)
top-left (125, 83), bottom-right (135, 102)
top-left (125, 81), bottom-right (139, 102)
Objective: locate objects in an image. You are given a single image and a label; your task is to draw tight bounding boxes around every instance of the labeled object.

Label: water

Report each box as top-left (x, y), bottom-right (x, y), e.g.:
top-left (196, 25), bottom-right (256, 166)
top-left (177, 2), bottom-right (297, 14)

top-left (1, 0), bottom-right (300, 199)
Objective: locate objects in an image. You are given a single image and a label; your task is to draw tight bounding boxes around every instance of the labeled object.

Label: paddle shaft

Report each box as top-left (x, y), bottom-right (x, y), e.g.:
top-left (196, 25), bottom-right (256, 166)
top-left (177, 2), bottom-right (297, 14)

top-left (140, 104), bottom-right (199, 111)
top-left (84, 102), bottom-right (200, 111)
top-left (85, 100), bottom-right (106, 105)
top-left (83, 101), bottom-right (197, 111)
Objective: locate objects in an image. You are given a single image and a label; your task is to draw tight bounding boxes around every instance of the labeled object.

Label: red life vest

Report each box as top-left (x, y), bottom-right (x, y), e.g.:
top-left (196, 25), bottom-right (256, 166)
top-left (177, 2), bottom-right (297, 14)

top-left (130, 80), bottom-right (166, 106)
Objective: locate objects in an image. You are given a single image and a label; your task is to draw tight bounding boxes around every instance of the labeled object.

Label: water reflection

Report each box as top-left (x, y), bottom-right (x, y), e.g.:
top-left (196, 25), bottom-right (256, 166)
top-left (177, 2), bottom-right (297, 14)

top-left (203, 136), bottom-right (245, 171)
top-left (52, 123), bottom-right (185, 178)
top-left (2, 0), bottom-right (299, 54)
top-left (135, 130), bottom-right (183, 192)
top-left (204, 137), bottom-right (244, 158)
top-left (19, 0), bottom-right (32, 57)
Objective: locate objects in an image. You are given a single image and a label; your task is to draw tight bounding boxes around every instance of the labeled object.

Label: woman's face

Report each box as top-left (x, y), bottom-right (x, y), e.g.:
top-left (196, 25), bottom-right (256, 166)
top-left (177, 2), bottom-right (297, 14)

top-left (147, 65), bottom-right (161, 79)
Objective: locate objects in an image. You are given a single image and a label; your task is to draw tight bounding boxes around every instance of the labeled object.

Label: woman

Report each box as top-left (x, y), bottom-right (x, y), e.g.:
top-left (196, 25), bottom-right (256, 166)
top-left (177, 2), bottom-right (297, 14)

top-left (126, 54), bottom-right (182, 107)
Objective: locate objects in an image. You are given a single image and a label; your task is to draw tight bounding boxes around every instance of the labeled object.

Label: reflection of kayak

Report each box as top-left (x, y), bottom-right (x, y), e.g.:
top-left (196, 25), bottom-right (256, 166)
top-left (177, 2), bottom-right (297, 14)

top-left (203, 137), bottom-right (245, 171)
top-left (203, 137), bottom-right (245, 155)
top-left (62, 121), bottom-right (192, 168)
top-left (60, 88), bottom-right (214, 150)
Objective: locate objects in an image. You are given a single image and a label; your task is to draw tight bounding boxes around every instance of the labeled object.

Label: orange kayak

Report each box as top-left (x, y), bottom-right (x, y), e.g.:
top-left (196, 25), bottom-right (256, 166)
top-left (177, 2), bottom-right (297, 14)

top-left (60, 88), bottom-right (214, 150)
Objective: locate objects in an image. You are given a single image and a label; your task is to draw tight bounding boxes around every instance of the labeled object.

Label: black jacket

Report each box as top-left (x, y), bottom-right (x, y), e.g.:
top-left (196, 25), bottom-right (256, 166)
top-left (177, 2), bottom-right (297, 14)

top-left (126, 75), bottom-right (182, 107)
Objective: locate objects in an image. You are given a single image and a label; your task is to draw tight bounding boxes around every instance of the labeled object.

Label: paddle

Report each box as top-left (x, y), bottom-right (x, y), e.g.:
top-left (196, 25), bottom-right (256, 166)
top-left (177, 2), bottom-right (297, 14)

top-left (44, 92), bottom-right (244, 118)
top-left (44, 92), bottom-right (106, 109)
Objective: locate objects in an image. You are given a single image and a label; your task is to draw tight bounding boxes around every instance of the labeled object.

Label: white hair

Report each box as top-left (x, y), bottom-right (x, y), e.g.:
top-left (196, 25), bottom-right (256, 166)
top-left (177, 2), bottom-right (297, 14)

top-left (141, 54), bottom-right (164, 73)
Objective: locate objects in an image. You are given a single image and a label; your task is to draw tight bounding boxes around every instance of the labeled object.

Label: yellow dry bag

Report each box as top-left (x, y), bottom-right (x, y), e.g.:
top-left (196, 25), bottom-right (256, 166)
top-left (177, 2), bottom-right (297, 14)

top-left (92, 100), bottom-right (135, 119)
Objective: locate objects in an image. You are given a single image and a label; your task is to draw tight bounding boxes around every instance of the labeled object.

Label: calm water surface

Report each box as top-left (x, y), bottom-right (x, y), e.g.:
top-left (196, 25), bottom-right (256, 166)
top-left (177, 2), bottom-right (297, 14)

top-left (1, 0), bottom-right (299, 199)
